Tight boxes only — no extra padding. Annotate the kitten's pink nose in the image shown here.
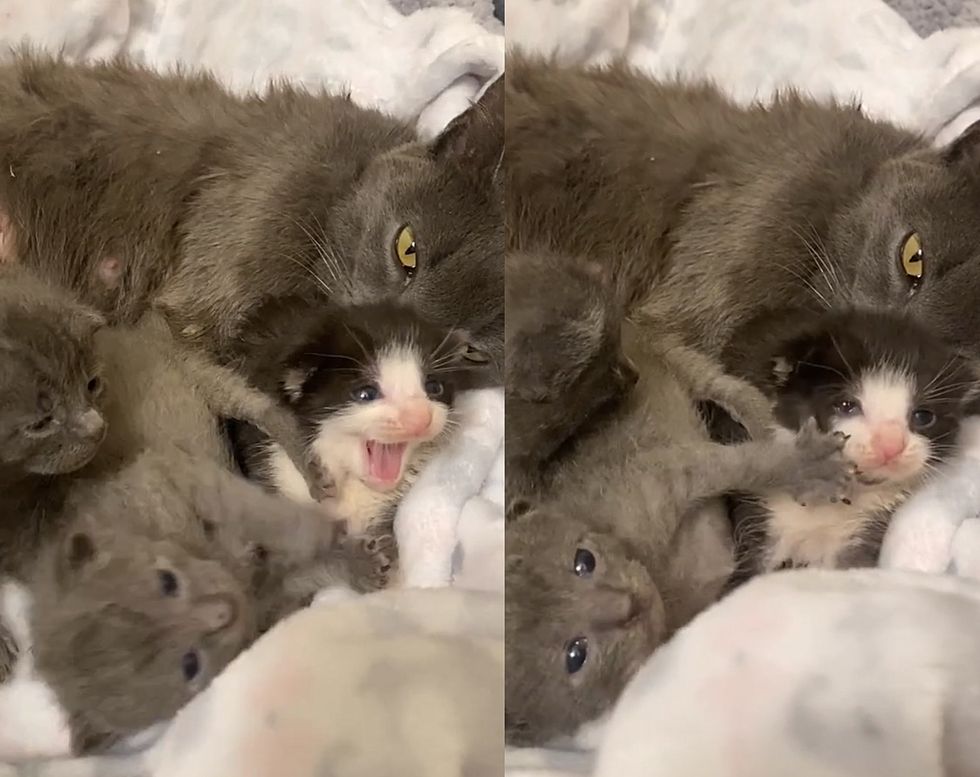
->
[398,401,433,437]
[871,423,907,465]
[196,595,238,633]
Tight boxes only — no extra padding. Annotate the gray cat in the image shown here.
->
[0,50,503,376]
[506,54,980,359]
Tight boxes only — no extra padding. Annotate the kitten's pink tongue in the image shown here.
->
[365,441,407,487]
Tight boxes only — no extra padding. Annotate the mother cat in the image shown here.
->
[506,53,980,359]
[0,50,503,373]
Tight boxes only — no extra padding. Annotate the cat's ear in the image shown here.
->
[280,363,317,404]
[429,74,504,190]
[944,119,980,166]
[771,355,795,385]
[55,528,102,588]
[67,305,107,340]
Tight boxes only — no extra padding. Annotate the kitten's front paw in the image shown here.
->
[787,420,855,506]
[345,533,397,593]
[304,451,337,502]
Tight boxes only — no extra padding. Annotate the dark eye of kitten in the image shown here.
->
[565,636,588,674]
[352,384,381,403]
[181,650,201,682]
[87,376,102,395]
[573,548,596,577]
[424,378,444,398]
[899,231,924,292]
[158,570,179,596]
[911,408,936,430]
[833,399,861,416]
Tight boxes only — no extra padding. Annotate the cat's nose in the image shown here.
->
[196,594,238,633]
[397,401,433,437]
[76,408,106,440]
[593,587,644,629]
[871,422,907,464]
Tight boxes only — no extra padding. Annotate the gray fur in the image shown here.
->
[0,50,503,378]
[506,55,980,360]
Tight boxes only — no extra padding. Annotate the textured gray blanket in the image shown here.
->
[884,0,980,35]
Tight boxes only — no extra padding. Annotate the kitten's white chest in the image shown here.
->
[763,487,907,570]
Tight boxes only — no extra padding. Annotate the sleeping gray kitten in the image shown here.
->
[0,51,503,376]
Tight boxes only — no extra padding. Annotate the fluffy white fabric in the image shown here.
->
[0,1,503,773]
[593,569,980,777]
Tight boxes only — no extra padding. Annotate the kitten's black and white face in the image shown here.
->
[769,309,980,489]
[322,79,503,379]
[505,506,664,746]
[33,526,254,736]
[835,125,980,354]
[278,303,473,493]
[0,298,107,476]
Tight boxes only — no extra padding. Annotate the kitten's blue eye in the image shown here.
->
[352,385,380,403]
[564,637,588,674]
[911,408,936,429]
[833,399,861,416]
[573,548,595,577]
[181,650,200,682]
[158,570,179,597]
[424,378,444,398]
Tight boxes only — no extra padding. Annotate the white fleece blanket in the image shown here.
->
[0,0,503,772]
[506,0,980,774]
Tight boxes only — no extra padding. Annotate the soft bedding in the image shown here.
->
[506,0,980,774]
[0,0,503,773]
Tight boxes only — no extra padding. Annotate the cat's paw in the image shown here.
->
[786,419,855,506]
[304,450,337,503]
[345,533,397,593]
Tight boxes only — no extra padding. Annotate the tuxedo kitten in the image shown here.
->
[0,52,502,376]
[728,308,980,584]
[231,301,476,571]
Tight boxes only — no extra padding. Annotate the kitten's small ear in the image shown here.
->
[281,365,316,404]
[944,119,980,166]
[771,355,795,385]
[68,306,107,339]
[430,74,504,189]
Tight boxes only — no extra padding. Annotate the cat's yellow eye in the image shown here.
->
[900,231,924,284]
[394,225,417,273]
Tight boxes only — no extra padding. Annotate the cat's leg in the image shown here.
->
[176,348,334,501]
[639,419,853,514]
[658,335,775,441]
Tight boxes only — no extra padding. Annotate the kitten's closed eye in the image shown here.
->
[24,415,54,435]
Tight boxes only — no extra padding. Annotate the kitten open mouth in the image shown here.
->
[364,441,407,490]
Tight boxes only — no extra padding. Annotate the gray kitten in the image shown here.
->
[506,54,980,360]
[0,50,503,377]
[29,450,358,754]
[505,316,850,745]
